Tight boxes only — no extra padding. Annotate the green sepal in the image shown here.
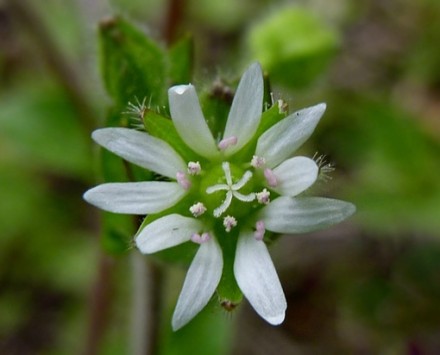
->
[215,228,243,305]
[99,17,167,109]
[143,110,200,162]
[168,34,194,85]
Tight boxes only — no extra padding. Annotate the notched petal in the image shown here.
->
[135,214,202,253]
[172,238,223,330]
[256,103,326,168]
[92,128,186,178]
[83,181,186,214]
[272,156,319,196]
[223,62,264,155]
[262,196,356,234]
[168,85,219,158]
[234,230,286,325]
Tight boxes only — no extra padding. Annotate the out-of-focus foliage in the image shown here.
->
[1,0,440,354]
[99,17,167,109]
[248,7,340,89]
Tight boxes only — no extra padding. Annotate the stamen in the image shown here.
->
[277,99,288,114]
[232,171,253,190]
[232,191,256,202]
[191,232,211,244]
[206,161,257,217]
[254,220,266,241]
[256,188,270,204]
[223,215,237,232]
[213,191,233,218]
[187,161,201,175]
[176,171,191,190]
[206,184,229,194]
[264,168,278,187]
[251,155,266,168]
[222,162,233,185]
[218,136,238,151]
[189,202,207,217]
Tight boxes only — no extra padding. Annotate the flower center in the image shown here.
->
[206,162,255,217]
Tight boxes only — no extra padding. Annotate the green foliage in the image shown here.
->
[99,17,167,109]
[248,7,340,89]
[321,96,440,234]
[3,0,440,353]
[0,82,91,178]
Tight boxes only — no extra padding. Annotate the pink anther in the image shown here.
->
[218,136,238,151]
[176,171,191,190]
[264,168,278,187]
[254,220,266,241]
[191,232,211,244]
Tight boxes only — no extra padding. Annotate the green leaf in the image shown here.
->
[99,17,167,109]
[168,34,194,85]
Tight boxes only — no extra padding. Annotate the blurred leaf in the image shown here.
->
[248,7,340,89]
[99,17,167,109]
[168,34,193,85]
[189,0,258,32]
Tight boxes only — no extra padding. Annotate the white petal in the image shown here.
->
[223,63,264,154]
[261,196,356,234]
[255,103,326,168]
[172,238,223,330]
[272,156,319,196]
[92,128,186,178]
[168,85,219,158]
[83,182,186,214]
[135,214,202,254]
[234,230,286,325]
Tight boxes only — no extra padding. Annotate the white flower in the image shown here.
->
[84,63,355,330]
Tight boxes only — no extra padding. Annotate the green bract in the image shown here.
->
[84,63,356,330]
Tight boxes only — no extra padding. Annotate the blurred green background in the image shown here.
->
[1,0,440,354]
